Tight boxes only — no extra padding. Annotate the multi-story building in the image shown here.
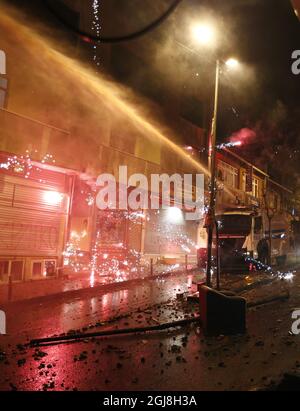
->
[213,148,296,267]
[0,1,297,283]
[216,148,293,217]
[0,0,212,282]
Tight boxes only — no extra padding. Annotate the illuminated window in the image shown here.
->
[253,178,259,198]
[45,260,56,276]
[218,161,238,189]
[32,260,57,278]
[241,171,246,191]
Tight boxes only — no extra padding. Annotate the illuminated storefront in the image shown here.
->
[0,152,73,283]
[143,208,198,264]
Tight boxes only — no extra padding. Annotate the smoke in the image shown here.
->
[229,128,256,144]
[0,2,211,181]
[227,98,300,188]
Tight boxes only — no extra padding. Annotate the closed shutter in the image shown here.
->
[0,174,68,257]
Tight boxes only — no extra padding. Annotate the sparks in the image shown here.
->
[91,0,101,69]
[217,141,242,149]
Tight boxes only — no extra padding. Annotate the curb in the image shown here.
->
[0,268,201,308]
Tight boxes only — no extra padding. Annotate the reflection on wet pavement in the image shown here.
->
[1,270,300,391]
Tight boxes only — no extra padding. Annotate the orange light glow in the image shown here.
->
[43,191,63,205]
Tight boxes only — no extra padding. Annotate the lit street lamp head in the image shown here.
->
[225,58,240,70]
[191,23,216,46]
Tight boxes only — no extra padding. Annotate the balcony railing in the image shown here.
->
[217,185,261,210]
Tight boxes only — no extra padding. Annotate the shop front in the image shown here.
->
[143,207,198,265]
[0,152,72,283]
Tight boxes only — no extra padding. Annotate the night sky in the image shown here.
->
[210,0,300,124]
[212,0,300,104]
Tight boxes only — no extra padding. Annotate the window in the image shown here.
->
[253,178,259,198]
[0,261,9,281]
[45,260,56,276]
[0,260,25,282]
[217,161,238,189]
[32,262,43,277]
[10,261,24,282]
[32,260,57,277]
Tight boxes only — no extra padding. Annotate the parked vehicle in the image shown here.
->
[197,207,295,272]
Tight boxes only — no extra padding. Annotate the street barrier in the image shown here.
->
[198,284,246,336]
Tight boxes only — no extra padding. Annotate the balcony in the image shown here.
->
[217,185,261,211]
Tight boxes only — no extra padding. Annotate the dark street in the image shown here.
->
[1,270,300,391]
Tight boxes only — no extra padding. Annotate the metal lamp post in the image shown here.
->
[205,57,240,286]
[206,59,220,287]
[185,23,240,286]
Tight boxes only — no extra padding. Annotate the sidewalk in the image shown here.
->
[1,262,296,306]
[0,264,201,305]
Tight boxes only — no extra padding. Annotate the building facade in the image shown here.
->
[0,1,298,283]
[0,1,209,282]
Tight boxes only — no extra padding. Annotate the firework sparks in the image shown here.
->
[217,141,242,150]
[91,0,101,69]
[0,150,56,181]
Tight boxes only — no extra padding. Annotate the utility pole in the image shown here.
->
[206,59,220,287]
[263,190,276,266]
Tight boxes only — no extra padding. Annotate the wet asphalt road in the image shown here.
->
[0,271,300,391]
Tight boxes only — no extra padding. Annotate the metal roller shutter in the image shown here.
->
[0,174,68,257]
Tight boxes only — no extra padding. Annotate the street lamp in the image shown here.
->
[191,22,240,286]
[225,58,240,69]
[191,23,216,46]
[206,57,240,286]
[180,23,240,286]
